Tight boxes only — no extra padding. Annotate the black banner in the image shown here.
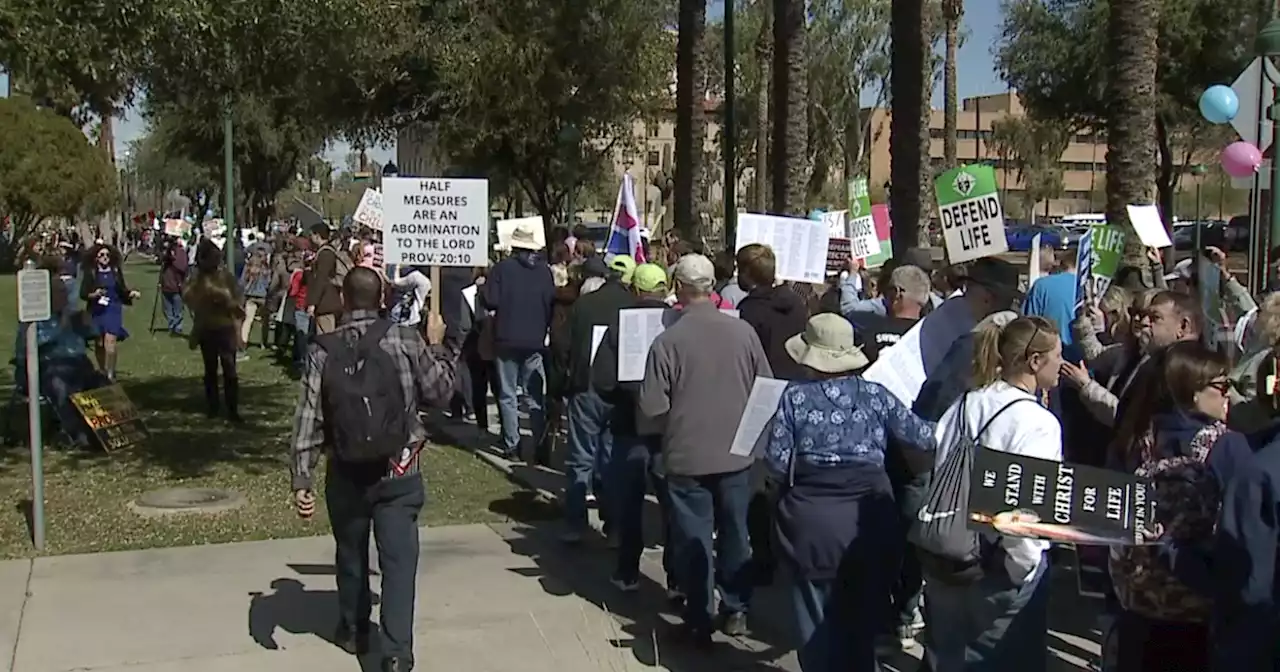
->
[826,238,851,274]
[70,384,151,452]
[967,447,1158,545]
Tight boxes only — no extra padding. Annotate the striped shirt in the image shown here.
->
[289,309,459,490]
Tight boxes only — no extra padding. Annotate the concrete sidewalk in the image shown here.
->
[0,523,801,672]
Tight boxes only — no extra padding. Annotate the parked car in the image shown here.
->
[1224,215,1251,251]
[1173,220,1224,251]
[1005,224,1069,251]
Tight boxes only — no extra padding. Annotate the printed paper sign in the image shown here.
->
[968,448,1159,546]
[862,318,928,407]
[822,210,849,238]
[1125,204,1172,248]
[617,308,672,382]
[1074,229,1094,309]
[382,177,490,267]
[935,165,1008,264]
[826,238,852,274]
[735,213,829,284]
[729,377,789,457]
[353,188,384,231]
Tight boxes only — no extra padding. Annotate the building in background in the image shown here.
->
[864,91,1110,218]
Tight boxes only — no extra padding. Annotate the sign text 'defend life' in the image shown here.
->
[935,165,1008,264]
[382,177,489,267]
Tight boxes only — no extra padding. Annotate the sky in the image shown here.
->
[7,2,1005,170]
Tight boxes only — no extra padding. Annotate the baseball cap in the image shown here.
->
[632,263,668,293]
[608,254,637,284]
[582,255,609,278]
[672,253,716,292]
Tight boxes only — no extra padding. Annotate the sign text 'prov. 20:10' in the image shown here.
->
[382,177,490,267]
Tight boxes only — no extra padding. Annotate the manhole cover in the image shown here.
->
[130,488,246,517]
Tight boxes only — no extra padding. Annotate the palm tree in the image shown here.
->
[753,0,772,212]
[942,0,962,169]
[771,0,808,215]
[889,0,926,249]
[1105,0,1160,262]
[675,0,708,239]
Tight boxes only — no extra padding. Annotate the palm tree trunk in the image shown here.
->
[771,0,808,215]
[753,1,771,212]
[890,0,926,251]
[1105,0,1160,263]
[942,0,962,169]
[675,0,709,239]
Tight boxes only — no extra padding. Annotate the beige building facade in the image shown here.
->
[865,91,1109,217]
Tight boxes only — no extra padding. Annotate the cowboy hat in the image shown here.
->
[785,313,869,374]
[509,223,542,251]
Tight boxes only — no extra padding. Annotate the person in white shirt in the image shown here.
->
[389,266,432,328]
[921,315,1063,672]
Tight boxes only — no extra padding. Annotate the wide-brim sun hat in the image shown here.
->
[509,224,542,251]
[785,313,869,374]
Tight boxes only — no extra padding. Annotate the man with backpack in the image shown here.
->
[305,223,351,334]
[290,267,457,672]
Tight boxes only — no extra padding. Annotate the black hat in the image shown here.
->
[582,255,609,278]
[963,257,1022,300]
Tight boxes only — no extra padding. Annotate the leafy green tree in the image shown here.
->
[127,119,219,222]
[987,116,1071,219]
[420,0,674,229]
[996,0,1257,257]
[0,97,117,268]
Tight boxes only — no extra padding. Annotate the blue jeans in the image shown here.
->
[293,310,312,367]
[162,291,184,333]
[564,390,614,530]
[922,554,1051,672]
[666,468,754,632]
[494,348,546,455]
[609,435,676,584]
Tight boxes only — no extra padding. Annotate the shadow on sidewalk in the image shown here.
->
[247,577,382,671]
[494,521,793,671]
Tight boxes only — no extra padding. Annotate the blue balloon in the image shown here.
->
[808,209,825,221]
[1199,85,1239,124]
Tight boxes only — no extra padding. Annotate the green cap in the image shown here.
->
[608,254,636,284]
[632,263,668,293]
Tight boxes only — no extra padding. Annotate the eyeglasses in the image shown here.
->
[1206,379,1232,395]
[1022,324,1044,364]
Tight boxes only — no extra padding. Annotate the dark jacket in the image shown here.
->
[305,244,343,316]
[437,266,474,347]
[547,283,579,397]
[80,266,133,305]
[160,244,188,294]
[592,296,670,437]
[481,250,556,353]
[560,279,634,396]
[737,284,809,381]
[1214,422,1278,672]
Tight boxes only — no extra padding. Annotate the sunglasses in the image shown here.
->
[1205,379,1232,395]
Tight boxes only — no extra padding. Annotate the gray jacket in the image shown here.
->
[639,301,773,476]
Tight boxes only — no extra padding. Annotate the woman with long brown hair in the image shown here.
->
[1104,340,1254,671]
[184,240,246,422]
[919,316,1063,672]
[80,243,140,381]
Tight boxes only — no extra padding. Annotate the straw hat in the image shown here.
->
[785,314,869,374]
[510,223,541,251]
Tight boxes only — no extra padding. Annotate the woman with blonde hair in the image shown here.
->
[917,316,1063,672]
[184,239,246,422]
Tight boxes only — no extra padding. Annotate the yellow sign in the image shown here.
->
[70,385,150,451]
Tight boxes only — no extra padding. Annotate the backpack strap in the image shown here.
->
[972,396,1038,443]
[354,319,394,355]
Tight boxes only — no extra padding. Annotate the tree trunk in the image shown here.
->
[942,0,962,169]
[890,0,926,252]
[1105,0,1160,264]
[675,0,709,239]
[1155,115,1176,273]
[771,0,808,215]
[916,2,938,245]
[753,2,772,212]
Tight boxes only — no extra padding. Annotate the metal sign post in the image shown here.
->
[17,260,51,550]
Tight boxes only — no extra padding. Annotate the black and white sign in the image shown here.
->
[382,177,489,267]
[17,268,51,323]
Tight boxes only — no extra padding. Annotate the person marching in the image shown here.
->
[184,240,247,422]
[81,243,140,381]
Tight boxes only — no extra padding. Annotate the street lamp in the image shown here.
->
[559,125,582,227]
[1190,163,1208,253]
[1257,17,1280,273]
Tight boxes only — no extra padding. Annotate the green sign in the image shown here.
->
[848,178,893,268]
[935,164,1007,264]
[1090,225,1125,279]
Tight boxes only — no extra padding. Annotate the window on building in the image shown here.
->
[647,150,660,166]
[929,128,945,139]
[648,125,659,138]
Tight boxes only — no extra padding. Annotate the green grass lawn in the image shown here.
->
[0,258,548,559]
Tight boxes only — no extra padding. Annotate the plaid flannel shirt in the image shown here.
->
[290,309,459,490]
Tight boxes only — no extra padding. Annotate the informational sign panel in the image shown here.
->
[382,177,490,266]
[968,447,1158,546]
[353,188,384,231]
[17,268,51,323]
[735,213,829,284]
[70,385,151,452]
[935,165,1008,264]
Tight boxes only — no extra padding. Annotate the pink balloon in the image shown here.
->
[1221,141,1263,178]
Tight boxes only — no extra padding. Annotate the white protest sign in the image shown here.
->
[735,213,829,284]
[618,307,671,382]
[1125,204,1173,248]
[822,210,850,238]
[729,377,789,457]
[935,165,1008,264]
[462,284,478,314]
[496,216,547,251]
[1028,233,1043,286]
[848,213,881,259]
[353,188,384,231]
[17,268,52,323]
[590,325,608,365]
[383,177,490,266]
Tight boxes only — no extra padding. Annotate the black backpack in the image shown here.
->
[316,320,412,463]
